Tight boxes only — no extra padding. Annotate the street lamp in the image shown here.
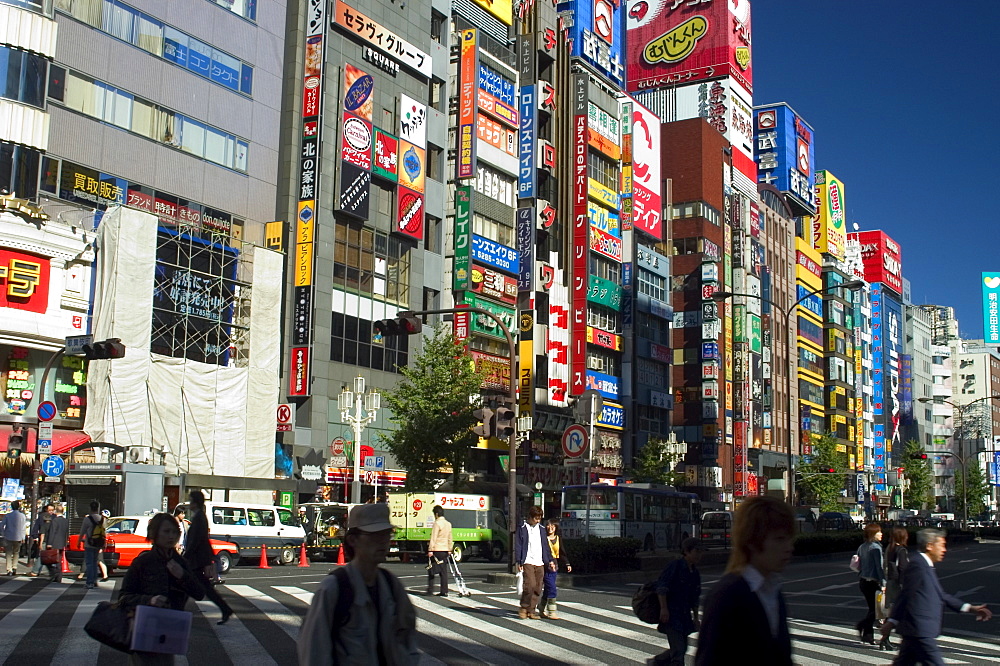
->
[338,376,382,503]
[918,394,1000,526]
[713,279,864,506]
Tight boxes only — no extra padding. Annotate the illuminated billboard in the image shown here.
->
[754,102,816,215]
[812,170,847,260]
[559,0,625,87]
[626,0,752,93]
[847,230,902,296]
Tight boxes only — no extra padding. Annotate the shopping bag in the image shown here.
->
[84,601,134,653]
[129,605,193,655]
[875,589,887,621]
[849,554,860,572]
[515,570,523,595]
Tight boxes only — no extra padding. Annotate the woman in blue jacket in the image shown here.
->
[854,523,885,644]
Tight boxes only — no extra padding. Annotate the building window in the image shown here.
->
[0,142,40,199]
[205,0,257,21]
[0,46,48,109]
[637,405,663,435]
[587,305,619,333]
[472,212,514,248]
[332,225,410,306]
[672,201,720,225]
[587,150,617,190]
[428,145,444,181]
[586,349,617,376]
[589,255,620,283]
[424,214,442,254]
[637,269,665,301]
[331,312,409,372]
[55,0,253,95]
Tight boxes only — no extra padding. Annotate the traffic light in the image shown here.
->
[373,312,422,338]
[6,426,24,459]
[494,405,515,439]
[82,338,126,360]
[472,407,494,438]
[909,451,929,460]
[823,467,835,474]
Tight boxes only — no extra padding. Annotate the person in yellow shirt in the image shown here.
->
[427,506,453,597]
[539,518,571,619]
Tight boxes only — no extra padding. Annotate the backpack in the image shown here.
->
[329,567,395,631]
[88,516,106,548]
[632,580,660,624]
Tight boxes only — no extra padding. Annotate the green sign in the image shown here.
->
[278,491,294,511]
[750,314,762,353]
[733,304,746,342]
[372,128,398,182]
[462,294,515,339]
[588,275,622,310]
[453,186,472,291]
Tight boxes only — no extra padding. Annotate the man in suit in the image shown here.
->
[45,505,69,583]
[881,528,991,665]
[695,496,795,666]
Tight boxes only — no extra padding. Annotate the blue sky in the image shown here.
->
[751,2,1000,339]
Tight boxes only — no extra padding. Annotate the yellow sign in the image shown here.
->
[297,201,314,244]
[812,170,847,260]
[471,0,512,26]
[518,339,533,414]
[295,242,313,287]
[588,178,619,208]
[265,221,284,253]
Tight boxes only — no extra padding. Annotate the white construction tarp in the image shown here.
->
[84,207,282,479]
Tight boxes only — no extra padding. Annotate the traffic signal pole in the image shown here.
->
[397,307,519,571]
[29,346,66,544]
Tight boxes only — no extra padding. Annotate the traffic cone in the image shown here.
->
[61,550,71,574]
[336,544,345,565]
[258,544,271,569]
[297,543,309,568]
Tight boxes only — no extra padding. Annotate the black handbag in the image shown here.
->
[84,601,134,653]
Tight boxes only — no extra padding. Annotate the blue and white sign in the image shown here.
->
[42,455,65,478]
[596,402,624,430]
[518,84,536,198]
[471,234,519,275]
[983,272,1000,344]
[557,0,624,86]
[478,64,515,106]
[363,456,385,471]
[754,103,816,213]
[585,370,619,399]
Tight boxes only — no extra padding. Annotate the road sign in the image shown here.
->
[39,423,53,439]
[41,455,65,477]
[276,403,294,432]
[562,424,589,458]
[330,437,346,456]
[38,439,52,455]
[37,401,57,422]
[363,455,385,471]
[65,335,94,355]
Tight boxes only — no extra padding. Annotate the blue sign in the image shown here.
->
[37,401,57,422]
[702,342,719,361]
[363,456,385,471]
[983,272,1000,344]
[478,64,515,106]
[557,0,624,86]
[754,103,816,213]
[41,456,65,477]
[596,402,625,430]
[471,234,519,275]
[993,452,1000,487]
[585,370,619,399]
[796,286,823,317]
[518,84,536,198]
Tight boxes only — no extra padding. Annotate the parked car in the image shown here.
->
[700,511,733,547]
[67,515,240,573]
[173,501,306,565]
[816,512,859,532]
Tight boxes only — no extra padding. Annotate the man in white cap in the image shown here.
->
[298,502,418,665]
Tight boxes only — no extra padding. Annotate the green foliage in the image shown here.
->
[902,440,934,510]
[381,326,485,492]
[955,462,989,519]
[562,537,642,574]
[629,438,683,486]
[793,532,865,556]
[796,433,847,512]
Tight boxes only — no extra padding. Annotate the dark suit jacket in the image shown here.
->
[46,515,69,550]
[513,522,552,566]
[183,509,215,570]
[695,572,793,666]
[889,553,965,638]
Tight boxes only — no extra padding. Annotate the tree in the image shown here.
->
[381,326,486,492]
[902,439,934,510]
[955,460,989,519]
[629,437,684,486]
[796,433,846,512]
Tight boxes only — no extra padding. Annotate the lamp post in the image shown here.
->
[918,394,1000,526]
[713,280,864,506]
[338,376,381,504]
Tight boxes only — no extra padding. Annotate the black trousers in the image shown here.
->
[893,635,944,666]
[858,578,879,636]
[428,551,449,594]
[198,571,233,616]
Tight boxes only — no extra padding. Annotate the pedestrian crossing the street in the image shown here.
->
[2,576,1000,665]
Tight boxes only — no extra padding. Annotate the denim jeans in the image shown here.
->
[84,546,99,586]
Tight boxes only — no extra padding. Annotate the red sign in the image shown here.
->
[412,498,424,511]
[396,187,424,240]
[470,350,511,392]
[477,114,516,156]
[571,111,589,397]
[847,230,902,296]
[288,347,310,396]
[470,264,517,304]
[331,438,346,455]
[0,248,50,314]
[341,113,373,170]
[453,305,470,343]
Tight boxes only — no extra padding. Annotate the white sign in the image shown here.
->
[276,403,294,432]
[363,456,385,471]
[39,423,53,439]
[65,335,94,355]
[330,455,348,467]
[301,464,323,481]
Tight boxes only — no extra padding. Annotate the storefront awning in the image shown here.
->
[0,424,91,455]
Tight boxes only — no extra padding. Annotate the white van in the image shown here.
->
[176,502,306,565]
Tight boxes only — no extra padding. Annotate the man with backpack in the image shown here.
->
[649,538,704,665]
[78,501,105,589]
[298,502,418,665]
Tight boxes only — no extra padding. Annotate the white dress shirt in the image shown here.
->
[743,564,782,637]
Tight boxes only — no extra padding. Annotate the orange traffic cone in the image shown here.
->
[336,544,345,565]
[258,544,271,569]
[61,550,71,574]
[297,543,309,568]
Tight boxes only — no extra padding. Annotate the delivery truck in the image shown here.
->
[388,492,508,562]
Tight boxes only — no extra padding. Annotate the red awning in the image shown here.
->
[0,424,91,455]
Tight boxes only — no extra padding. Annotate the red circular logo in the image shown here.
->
[479,497,486,508]
[331,438,345,455]
[413,499,423,511]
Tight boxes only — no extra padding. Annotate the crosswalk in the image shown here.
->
[2,576,1000,664]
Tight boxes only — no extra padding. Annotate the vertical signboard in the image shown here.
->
[453,186,473,291]
[754,104,816,214]
[619,98,633,231]
[457,29,478,180]
[984,272,1000,344]
[516,207,534,292]
[571,72,589,397]
[517,33,536,199]
[847,230,902,296]
[563,0,624,87]
[290,0,327,397]
[813,170,847,260]
[630,97,662,240]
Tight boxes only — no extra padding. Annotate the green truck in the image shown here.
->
[388,492,508,562]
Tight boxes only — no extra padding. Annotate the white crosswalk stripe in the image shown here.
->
[272,585,314,605]
[224,584,302,640]
[51,585,115,666]
[416,616,530,666]
[0,581,72,663]
[195,597,279,665]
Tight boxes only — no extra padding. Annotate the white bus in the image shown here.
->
[560,483,701,551]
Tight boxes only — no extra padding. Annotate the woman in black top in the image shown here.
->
[885,527,910,608]
[119,513,205,664]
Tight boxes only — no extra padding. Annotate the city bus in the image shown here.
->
[560,483,701,551]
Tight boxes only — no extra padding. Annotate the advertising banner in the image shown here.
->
[626,0,752,93]
[590,224,623,262]
[872,285,884,416]
[518,84,536,199]
[0,248,50,314]
[457,29,478,179]
[341,112,373,170]
[669,77,754,162]
[399,94,427,148]
[571,72,590,397]
[630,98,662,239]
[453,187,473,291]
[754,103,816,214]
[813,170,847,260]
[586,370,620,399]
[516,207,534,292]
[588,102,620,159]
[472,263,519,304]
[588,275,622,310]
[984,272,1000,344]
[471,350,512,392]
[372,129,398,181]
[562,0,624,86]
[338,161,371,219]
[462,294,516,340]
[396,186,424,240]
[848,230,902,296]
[471,0,512,25]
[343,64,374,121]
[397,141,425,193]
[331,0,432,78]
[472,235,519,275]
[478,114,516,156]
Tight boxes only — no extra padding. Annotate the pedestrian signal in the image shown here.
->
[6,426,24,458]
[82,338,126,360]
[373,312,422,337]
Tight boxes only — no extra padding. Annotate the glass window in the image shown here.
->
[0,46,48,109]
[132,96,157,138]
[204,126,233,167]
[563,487,617,510]
[162,26,189,67]
[135,13,164,56]
[178,115,206,157]
[211,48,241,90]
[103,1,135,43]
[63,70,98,116]
[212,0,256,21]
[1,142,41,199]
[214,507,246,525]
[186,38,212,78]
[105,518,140,534]
[246,508,275,527]
[277,508,293,526]
[56,0,102,28]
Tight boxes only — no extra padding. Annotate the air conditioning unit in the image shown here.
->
[128,446,151,463]
[587,357,605,371]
